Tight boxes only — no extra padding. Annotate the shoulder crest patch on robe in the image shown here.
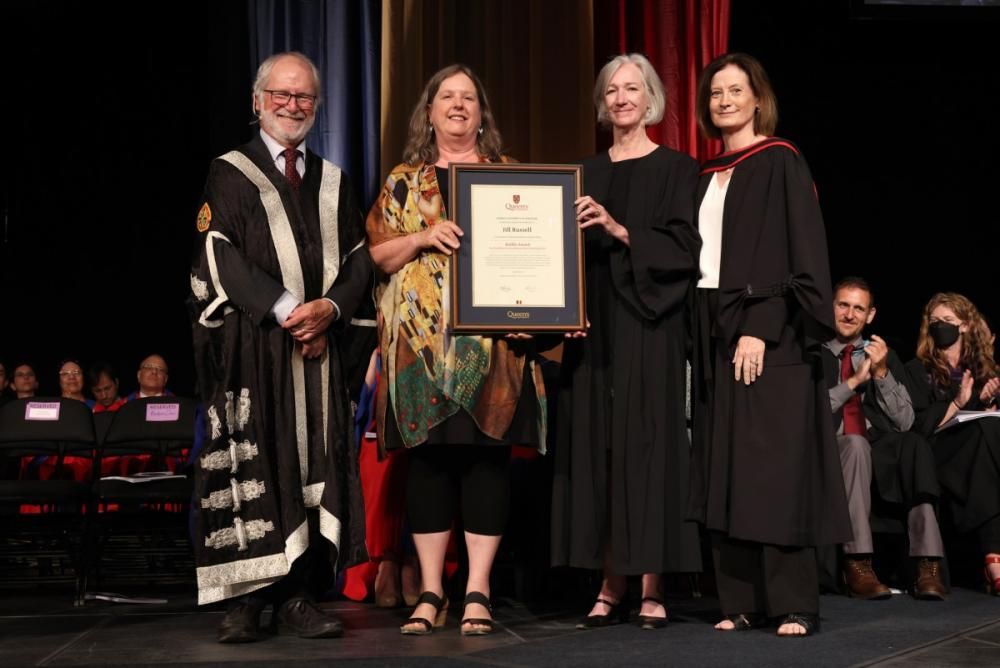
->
[197,203,212,232]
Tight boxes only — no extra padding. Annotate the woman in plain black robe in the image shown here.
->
[902,292,1000,593]
[687,53,851,637]
[551,53,702,630]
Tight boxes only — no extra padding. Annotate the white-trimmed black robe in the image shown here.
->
[189,135,370,605]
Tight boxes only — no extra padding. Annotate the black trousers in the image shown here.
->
[712,532,818,617]
[406,444,511,536]
[239,509,333,609]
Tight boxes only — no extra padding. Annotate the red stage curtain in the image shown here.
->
[593,0,730,161]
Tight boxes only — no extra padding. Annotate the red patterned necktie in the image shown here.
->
[840,344,866,435]
[283,148,301,192]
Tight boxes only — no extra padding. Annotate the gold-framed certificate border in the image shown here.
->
[449,162,585,333]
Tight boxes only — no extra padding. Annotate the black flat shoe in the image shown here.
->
[717,612,766,631]
[577,596,628,629]
[637,596,668,630]
[777,612,819,637]
[460,591,494,636]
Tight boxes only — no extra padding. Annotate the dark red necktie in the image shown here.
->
[840,344,866,435]
[283,148,301,192]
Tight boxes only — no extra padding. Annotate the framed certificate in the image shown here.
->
[449,162,585,333]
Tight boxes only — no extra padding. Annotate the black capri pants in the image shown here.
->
[406,444,511,536]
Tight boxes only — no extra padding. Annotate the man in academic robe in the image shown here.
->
[189,51,371,643]
[823,277,945,600]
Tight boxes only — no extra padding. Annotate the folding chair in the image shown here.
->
[87,396,197,591]
[0,398,97,604]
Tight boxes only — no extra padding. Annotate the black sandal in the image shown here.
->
[460,591,494,636]
[400,591,448,635]
[717,612,766,631]
[637,596,668,630]
[577,596,628,629]
[777,612,819,637]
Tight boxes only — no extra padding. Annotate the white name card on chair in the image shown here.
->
[146,403,180,422]
[25,401,61,421]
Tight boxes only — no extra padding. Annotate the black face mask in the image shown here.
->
[929,321,960,348]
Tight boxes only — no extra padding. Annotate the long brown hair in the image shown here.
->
[402,64,504,166]
[696,52,778,140]
[916,292,997,389]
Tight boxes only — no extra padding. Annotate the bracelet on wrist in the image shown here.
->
[952,399,962,411]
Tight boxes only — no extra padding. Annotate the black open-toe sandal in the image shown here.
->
[400,591,448,635]
[777,612,819,637]
[577,596,629,629]
[717,612,766,631]
[637,597,668,630]
[460,591,494,636]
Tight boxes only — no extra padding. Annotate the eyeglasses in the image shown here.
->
[140,365,168,374]
[264,89,318,110]
[59,370,82,378]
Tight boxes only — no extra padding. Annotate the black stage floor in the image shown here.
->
[2,588,1000,667]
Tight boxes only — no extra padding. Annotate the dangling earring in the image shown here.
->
[478,126,484,135]
[429,124,434,134]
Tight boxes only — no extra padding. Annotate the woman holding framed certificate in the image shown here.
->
[366,64,547,637]
[550,53,703,631]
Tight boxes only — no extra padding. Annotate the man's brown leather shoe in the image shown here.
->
[217,599,267,643]
[844,556,892,600]
[276,597,344,638]
[913,557,947,600]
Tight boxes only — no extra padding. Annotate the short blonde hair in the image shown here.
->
[593,53,666,128]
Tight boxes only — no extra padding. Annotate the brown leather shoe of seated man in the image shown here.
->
[913,557,947,600]
[844,556,892,600]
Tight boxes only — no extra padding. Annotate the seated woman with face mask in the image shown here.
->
[903,292,1000,595]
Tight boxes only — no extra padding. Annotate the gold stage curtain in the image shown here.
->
[379,0,596,185]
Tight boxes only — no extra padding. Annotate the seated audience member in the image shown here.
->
[89,362,127,476]
[340,350,421,608]
[118,354,183,475]
[0,362,14,478]
[10,363,38,399]
[127,354,172,399]
[46,359,94,480]
[824,278,945,600]
[89,361,126,412]
[903,292,1000,594]
[58,359,93,407]
[0,361,11,405]
[22,360,93,482]
[9,363,39,480]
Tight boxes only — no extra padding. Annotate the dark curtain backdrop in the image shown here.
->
[379,0,596,182]
[3,2,996,400]
[0,2,251,398]
[250,0,382,206]
[729,3,1000,357]
[593,0,729,160]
